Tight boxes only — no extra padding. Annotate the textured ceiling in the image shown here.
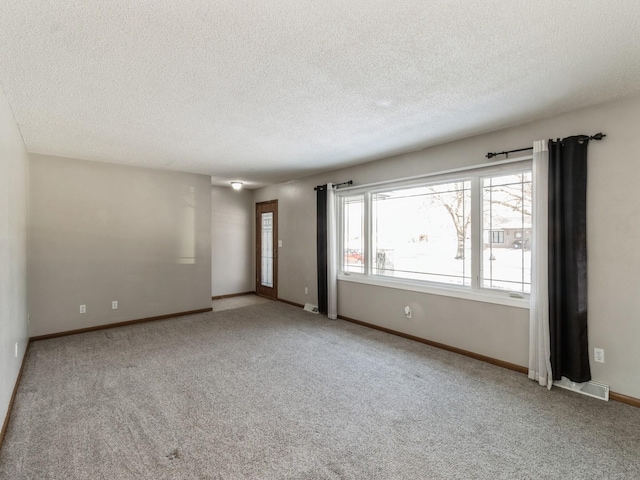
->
[1,1,640,187]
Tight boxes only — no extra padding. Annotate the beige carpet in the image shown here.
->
[211,294,272,312]
[1,301,639,479]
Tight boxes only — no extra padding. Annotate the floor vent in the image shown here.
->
[303,303,319,314]
[554,377,609,401]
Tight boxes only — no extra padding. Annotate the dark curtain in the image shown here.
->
[316,185,328,314]
[548,136,591,382]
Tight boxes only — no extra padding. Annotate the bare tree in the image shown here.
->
[423,174,532,259]
[487,173,532,217]
[424,183,470,259]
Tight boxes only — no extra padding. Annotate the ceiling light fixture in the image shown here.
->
[231,182,243,190]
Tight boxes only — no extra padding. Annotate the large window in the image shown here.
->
[482,172,532,293]
[371,181,471,285]
[343,195,364,273]
[338,162,532,303]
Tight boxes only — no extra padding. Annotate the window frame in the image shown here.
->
[336,157,532,309]
[341,194,366,274]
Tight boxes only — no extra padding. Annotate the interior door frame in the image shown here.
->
[256,200,278,299]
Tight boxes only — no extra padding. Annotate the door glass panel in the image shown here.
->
[261,212,273,287]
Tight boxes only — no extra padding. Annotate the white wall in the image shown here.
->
[29,154,212,337]
[211,186,254,296]
[0,88,29,432]
[255,94,640,399]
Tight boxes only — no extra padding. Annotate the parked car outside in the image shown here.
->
[344,249,363,264]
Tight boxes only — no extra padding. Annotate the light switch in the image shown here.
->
[278,240,283,248]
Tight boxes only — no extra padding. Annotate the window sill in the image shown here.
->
[337,273,530,309]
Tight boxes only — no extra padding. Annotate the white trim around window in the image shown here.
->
[337,272,529,308]
[336,155,533,309]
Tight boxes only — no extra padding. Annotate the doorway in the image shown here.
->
[256,200,278,299]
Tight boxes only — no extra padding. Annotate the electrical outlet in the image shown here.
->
[112,300,118,310]
[305,287,308,295]
[15,342,18,358]
[80,304,86,314]
[594,348,605,363]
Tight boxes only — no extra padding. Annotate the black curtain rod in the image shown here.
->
[486,146,532,159]
[314,180,353,191]
[486,133,606,159]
